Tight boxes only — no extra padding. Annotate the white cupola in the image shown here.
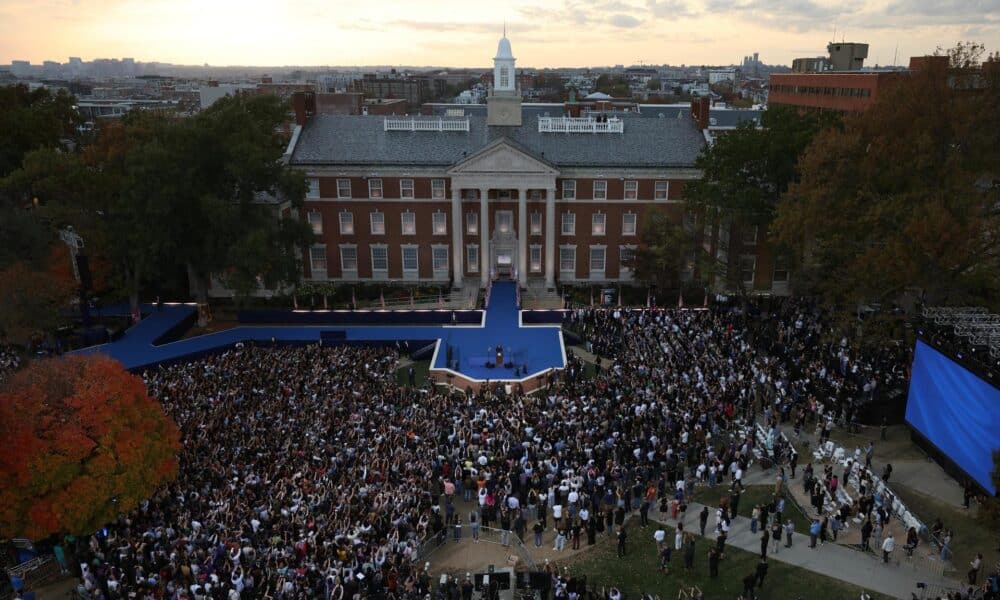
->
[487,30,522,126]
[493,33,516,93]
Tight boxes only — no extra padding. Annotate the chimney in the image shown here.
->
[291,91,316,126]
[691,96,710,130]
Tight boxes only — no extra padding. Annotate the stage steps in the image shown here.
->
[522,286,564,310]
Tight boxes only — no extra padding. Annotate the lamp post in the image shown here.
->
[59,226,91,326]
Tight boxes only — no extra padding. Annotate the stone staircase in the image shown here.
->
[522,285,564,310]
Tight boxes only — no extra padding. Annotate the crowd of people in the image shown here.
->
[0,344,21,385]
[59,299,987,600]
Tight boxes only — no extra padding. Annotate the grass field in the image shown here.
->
[558,519,891,600]
[891,483,998,579]
[692,484,813,537]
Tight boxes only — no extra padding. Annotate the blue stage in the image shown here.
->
[71,282,566,382]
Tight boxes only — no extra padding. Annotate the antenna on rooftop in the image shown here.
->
[504,20,507,37]
[893,43,899,67]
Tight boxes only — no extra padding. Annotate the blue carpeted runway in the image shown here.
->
[71,282,565,381]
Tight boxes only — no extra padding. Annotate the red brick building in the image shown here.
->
[284,35,707,292]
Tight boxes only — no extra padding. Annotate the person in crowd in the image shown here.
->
[882,532,895,563]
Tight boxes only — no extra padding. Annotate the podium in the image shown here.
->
[495,345,504,366]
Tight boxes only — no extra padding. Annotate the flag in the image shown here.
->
[438,289,443,308]
[589,287,594,307]
[293,294,298,309]
[678,289,684,309]
[380,289,385,308]
[410,289,415,307]
[646,289,650,308]
[351,287,356,308]
[617,286,622,307]
[703,288,709,307]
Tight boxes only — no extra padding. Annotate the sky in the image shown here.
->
[1,0,998,68]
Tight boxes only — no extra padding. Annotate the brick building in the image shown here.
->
[284,35,712,293]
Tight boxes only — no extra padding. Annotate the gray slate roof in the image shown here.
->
[290,112,706,169]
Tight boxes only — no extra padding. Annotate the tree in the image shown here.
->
[0,245,76,346]
[0,85,80,179]
[935,41,986,68]
[627,211,703,291]
[0,356,180,539]
[977,451,1000,529]
[773,48,1000,326]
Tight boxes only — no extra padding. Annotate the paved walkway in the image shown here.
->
[649,500,960,599]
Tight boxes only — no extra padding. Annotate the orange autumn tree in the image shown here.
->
[0,355,181,539]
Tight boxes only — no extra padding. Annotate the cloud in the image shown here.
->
[383,20,540,34]
[647,0,696,18]
[883,0,999,24]
[705,0,862,32]
[610,13,643,27]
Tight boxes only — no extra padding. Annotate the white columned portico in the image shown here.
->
[545,187,556,289]
[450,188,463,287]
[517,187,527,287]
[479,187,490,286]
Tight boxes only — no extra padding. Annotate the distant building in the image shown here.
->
[827,42,869,71]
[351,74,431,106]
[708,70,737,85]
[791,57,830,73]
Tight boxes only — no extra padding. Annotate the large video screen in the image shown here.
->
[905,340,1000,495]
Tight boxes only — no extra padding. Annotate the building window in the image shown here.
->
[464,189,479,200]
[559,246,576,274]
[370,212,385,235]
[339,211,354,235]
[371,245,388,275]
[530,245,542,272]
[467,244,479,273]
[592,213,606,236]
[401,245,418,274]
[466,212,478,235]
[336,179,351,199]
[562,180,576,200]
[739,255,756,285]
[432,246,449,273]
[529,190,542,200]
[432,179,446,200]
[340,245,357,273]
[561,212,576,236]
[590,246,606,275]
[624,180,638,200]
[307,212,323,235]
[499,66,510,88]
[400,179,414,200]
[622,212,637,236]
[620,245,636,271]
[773,254,789,283]
[432,212,447,235]
[593,180,607,200]
[530,212,542,236]
[401,212,416,235]
[742,225,758,246]
[496,210,512,234]
[307,178,320,199]
[654,180,669,200]
[368,178,383,199]
[309,245,327,275]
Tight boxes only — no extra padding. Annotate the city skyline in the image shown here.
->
[1,0,998,69]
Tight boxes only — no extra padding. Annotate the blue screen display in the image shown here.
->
[905,340,1000,495]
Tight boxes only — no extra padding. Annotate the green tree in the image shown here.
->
[0,85,80,179]
[773,50,1000,325]
[627,211,704,291]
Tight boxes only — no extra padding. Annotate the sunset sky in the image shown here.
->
[1,0,997,68]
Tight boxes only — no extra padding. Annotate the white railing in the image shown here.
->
[383,118,470,132]
[538,116,624,133]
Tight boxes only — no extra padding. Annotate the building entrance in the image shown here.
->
[491,229,517,280]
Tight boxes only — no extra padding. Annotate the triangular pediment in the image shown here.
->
[447,138,558,176]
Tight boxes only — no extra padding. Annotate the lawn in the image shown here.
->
[692,484,813,536]
[891,482,998,579]
[396,359,431,388]
[558,519,891,600]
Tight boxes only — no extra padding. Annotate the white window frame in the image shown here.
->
[401,211,416,236]
[467,244,479,273]
[589,245,607,278]
[368,178,383,199]
[561,212,576,236]
[466,212,478,235]
[431,179,446,200]
[400,178,415,200]
[338,211,354,235]
[496,210,513,234]
[529,244,542,273]
[530,212,542,236]
[624,180,638,200]
[593,180,607,200]
[432,211,448,236]
[370,211,385,235]
[336,178,352,199]
[340,244,358,275]
[559,245,576,276]
[307,178,320,199]
[739,254,757,286]
[431,245,449,277]
[592,212,606,236]
[401,244,419,278]
[309,244,327,276]
[307,211,323,235]
[562,180,576,200]
[622,212,637,236]
[371,244,388,277]
[654,180,669,201]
